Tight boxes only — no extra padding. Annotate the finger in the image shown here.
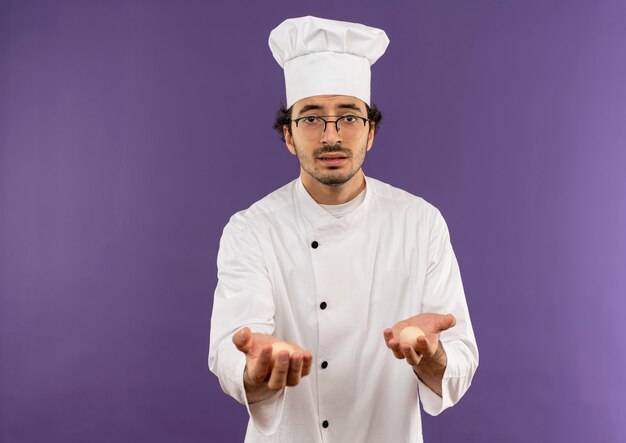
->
[437,313,457,332]
[415,335,430,354]
[387,338,405,360]
[301,352,313,377]
[267,350,290,390]
[286,353,303,386]
[383,328,394,348]
[232,327,252,354]
[401,343,422,366]
[249,345,273,384]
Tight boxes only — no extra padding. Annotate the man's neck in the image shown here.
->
[300,170,366,205]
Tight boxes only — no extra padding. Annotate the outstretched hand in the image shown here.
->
[383,313,456,367]
[233,327,313,404]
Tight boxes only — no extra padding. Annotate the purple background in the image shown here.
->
[1,1,625,442]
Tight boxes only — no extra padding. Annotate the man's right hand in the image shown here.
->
[232,327,313,404]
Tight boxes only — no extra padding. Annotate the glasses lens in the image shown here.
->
[298,117,325,140]
[337,116,364,136]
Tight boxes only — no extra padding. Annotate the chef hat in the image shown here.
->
[268,16,390,107]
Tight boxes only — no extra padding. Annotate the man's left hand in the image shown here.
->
[383,313,456,367]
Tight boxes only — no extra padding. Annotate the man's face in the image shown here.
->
[283,95,375,187]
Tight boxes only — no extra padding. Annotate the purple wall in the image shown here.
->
[1,1,625,442]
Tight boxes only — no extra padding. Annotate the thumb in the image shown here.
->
[232,327,252,354]
[437,313,457,332]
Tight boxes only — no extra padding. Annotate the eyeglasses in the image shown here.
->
[290,115,370,140]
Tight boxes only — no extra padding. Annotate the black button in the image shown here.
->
[320,302,327,310]
[322,420,329,428]
[311,241,319,249]
[321,361,328,369]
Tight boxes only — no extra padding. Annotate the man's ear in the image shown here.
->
[366,122,375,151]
[284,125,296,155]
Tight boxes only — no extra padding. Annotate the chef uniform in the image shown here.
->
[208,16,479,443]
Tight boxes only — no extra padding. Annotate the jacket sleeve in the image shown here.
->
[417,208,479,416]
[208,214,285,435]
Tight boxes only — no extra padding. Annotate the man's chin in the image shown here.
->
[315,173,353,186]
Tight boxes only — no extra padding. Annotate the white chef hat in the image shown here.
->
[268,16,390,108]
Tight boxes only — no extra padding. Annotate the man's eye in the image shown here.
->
[343,115,358,123]
[302,117,319,124]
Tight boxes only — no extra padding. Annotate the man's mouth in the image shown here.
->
[318,154,348,160]
[318,154,348,166]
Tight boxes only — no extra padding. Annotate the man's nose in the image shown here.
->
[321,121,342,144]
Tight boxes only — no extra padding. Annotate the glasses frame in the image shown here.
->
[290,115,370,135]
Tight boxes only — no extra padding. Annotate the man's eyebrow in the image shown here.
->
[337,103,363,112]
[297,104,323,115]
[296,102,365,116]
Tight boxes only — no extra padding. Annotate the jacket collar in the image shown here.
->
[294,174,373,232]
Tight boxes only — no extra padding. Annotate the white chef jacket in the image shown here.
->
[208,176,478,443]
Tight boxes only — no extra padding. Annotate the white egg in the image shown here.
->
[398,326,425,348]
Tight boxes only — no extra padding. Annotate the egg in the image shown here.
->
[398,326,425,349]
